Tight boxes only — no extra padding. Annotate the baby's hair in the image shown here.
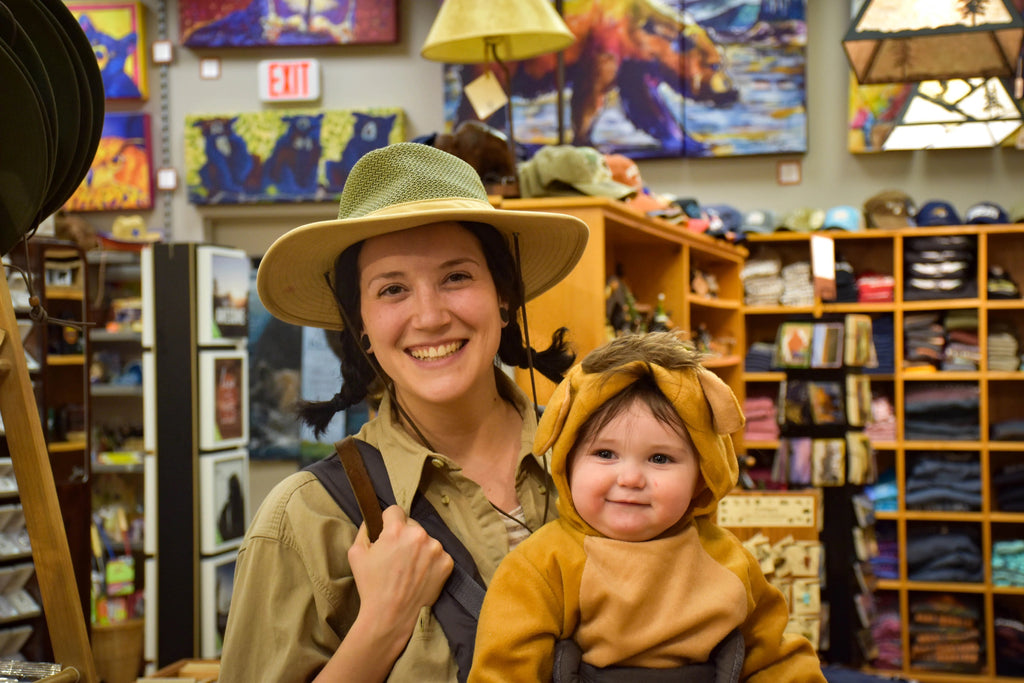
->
[581,331,707,374]
[573,332,705,452]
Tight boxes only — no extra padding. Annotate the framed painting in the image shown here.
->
[65,112,153,211]
[441,0,807,159]
[180,0,397,48]
[196,246,251,345]
[184,108,405,204]
[198,450,250,555]
[198,349,249,451]
[200,550,237,657]
[67,1,148,100]
[247,262,303,460]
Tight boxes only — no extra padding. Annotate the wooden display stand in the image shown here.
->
[0,268,98,680]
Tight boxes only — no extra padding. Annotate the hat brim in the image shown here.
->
[869,214,912,229]
[257,197,589,330]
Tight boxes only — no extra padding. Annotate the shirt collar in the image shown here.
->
[358,369,542,510]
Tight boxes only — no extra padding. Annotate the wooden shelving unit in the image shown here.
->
[741,225,1024,682]
[497,197,747,403]
[4,238,92,662]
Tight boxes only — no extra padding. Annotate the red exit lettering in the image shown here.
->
[268,62,309,98]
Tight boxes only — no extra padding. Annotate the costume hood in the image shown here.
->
[535,357,744,538]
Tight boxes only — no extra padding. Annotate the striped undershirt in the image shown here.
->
[501,504,531,551]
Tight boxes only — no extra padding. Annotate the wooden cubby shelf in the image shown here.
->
[741,224,1024,682]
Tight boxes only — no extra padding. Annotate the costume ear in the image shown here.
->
[534,369,577,455]
[697,369,745,435]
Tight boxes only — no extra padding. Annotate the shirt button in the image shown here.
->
[431,458,445,469]
[441,494,451,505]
[538,484,547,494]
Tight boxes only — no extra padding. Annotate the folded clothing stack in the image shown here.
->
[779,261,814,307]
[742,257,783,306]
[988,323,1021,371]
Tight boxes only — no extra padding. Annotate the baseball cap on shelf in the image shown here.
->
[914,200,962,227]
[672,197,710,233]
[778,207,825,232]
[822,205,865,232]
[964,201,1010,225]
[864,190,916,229]
[740,209,778,235]
[704,204,743,235]
[603,153,672,213]
[518,145,637,200]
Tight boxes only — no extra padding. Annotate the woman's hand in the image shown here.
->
[349,504,454,645]
[316,505,454,683]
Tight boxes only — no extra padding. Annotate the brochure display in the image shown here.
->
[772,314,880,665]
[149,243,251,665]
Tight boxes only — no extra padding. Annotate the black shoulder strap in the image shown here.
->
[304,437,486,683]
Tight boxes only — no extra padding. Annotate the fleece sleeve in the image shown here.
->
[468,526,583,683]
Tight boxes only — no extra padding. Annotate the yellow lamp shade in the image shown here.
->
[421,0,576,64]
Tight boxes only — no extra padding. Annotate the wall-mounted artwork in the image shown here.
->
[65,112,153,212]
[179,0,397,48]
[200,550,236,657]
[442,0,807,159]
[199,450,250,555]
[184,108,405,204]
[67,1,148,100]
[199,350,249,451]
[248,263,303,460]
[197,246,251,345]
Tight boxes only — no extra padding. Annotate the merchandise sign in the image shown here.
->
[257,59,321,102]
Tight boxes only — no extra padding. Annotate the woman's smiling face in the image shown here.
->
[358,221,505,408]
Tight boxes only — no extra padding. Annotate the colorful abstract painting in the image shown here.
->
[67,1,148,100]
[179,0,397,48]
[65,112,153,211]
[442,0,807,159]
[184,108,404,205]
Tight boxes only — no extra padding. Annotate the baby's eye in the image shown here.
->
[650,454,673,465]
[595,449,615,460]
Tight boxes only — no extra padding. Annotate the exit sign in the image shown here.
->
[258,59,321,102]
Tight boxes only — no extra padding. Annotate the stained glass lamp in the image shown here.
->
[843,0,1024,84]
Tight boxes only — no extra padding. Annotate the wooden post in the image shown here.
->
[0,274,97,682]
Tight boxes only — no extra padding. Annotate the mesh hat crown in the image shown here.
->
[257,142,589,330]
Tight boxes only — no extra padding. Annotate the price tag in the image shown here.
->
[464,70,508,121]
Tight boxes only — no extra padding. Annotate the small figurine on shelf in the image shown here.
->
[649,292,673,332]
[693,322,714,354]
[605,273,646,336]
[691,269,720,298]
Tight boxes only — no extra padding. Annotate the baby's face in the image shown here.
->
[568,400,699,541]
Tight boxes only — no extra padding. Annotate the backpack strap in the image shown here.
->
[304,436,486,683]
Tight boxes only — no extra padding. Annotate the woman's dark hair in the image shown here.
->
[297,221,576,435]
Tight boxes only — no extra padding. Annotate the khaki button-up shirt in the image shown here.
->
[219,376,551,682]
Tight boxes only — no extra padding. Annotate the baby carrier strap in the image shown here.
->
[304,436,487,683]
[552,628,745,683]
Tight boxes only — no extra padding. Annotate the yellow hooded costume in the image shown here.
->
[469,336,825,682]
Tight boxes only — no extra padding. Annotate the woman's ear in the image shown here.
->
[498,301,511,327]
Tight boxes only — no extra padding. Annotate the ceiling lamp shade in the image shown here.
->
[844,0,1024,84]
[881,77,1023,150]
[421,0,576,64]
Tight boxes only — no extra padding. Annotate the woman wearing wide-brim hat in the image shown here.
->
[219,142,589,682]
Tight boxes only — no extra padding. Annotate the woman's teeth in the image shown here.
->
[410,341,462,360]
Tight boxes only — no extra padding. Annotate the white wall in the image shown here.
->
[98,0,1021,252]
